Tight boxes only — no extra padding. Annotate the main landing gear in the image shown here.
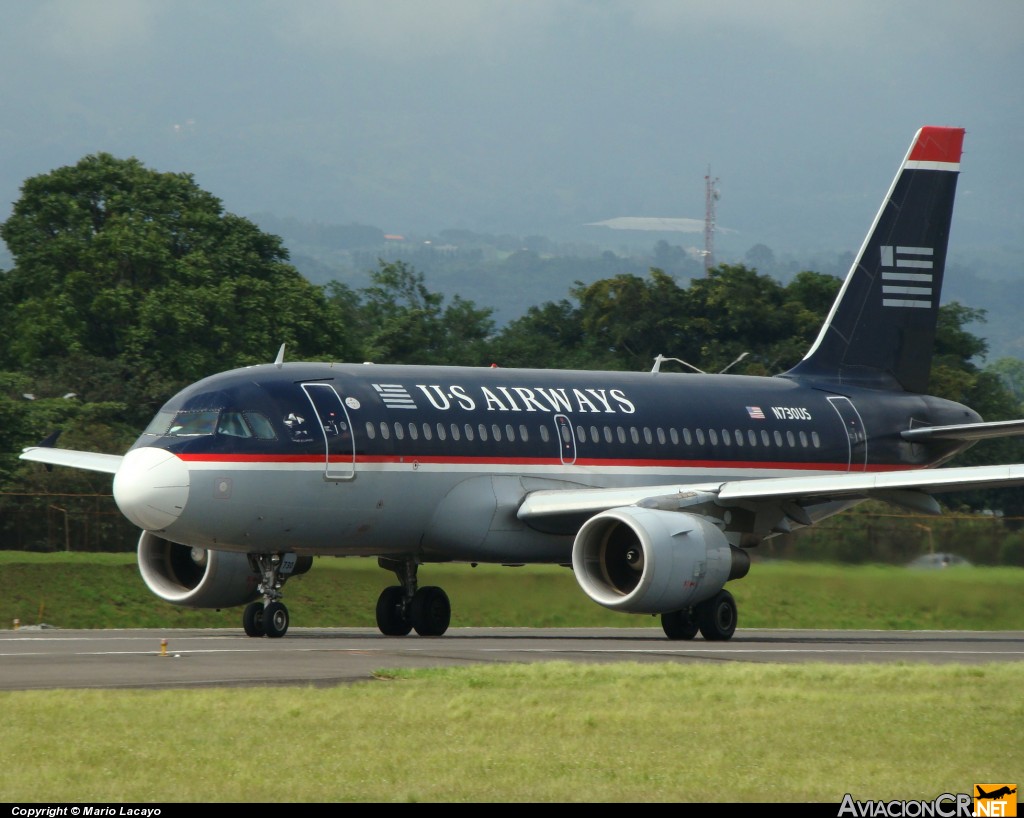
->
[660,589,737,641]
[242,553,309,638]
[375,557,451,637]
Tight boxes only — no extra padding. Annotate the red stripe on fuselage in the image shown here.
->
[173,452,913,472]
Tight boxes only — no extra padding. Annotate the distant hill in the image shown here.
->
[247,213,1023,366]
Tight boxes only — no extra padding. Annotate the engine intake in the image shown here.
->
[571,508,749,614]
[136,532,311,609]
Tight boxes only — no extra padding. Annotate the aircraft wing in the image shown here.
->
[517,463,1024,522]
[20,446,124,475]
[901,419,1024,442]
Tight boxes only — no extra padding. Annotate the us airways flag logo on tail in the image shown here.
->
[881,245,935,309]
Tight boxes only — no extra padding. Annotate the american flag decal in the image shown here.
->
[880,245,934,309]
[746,406,765,419]
[372,383,417,409]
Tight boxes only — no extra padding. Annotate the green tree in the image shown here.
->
[488,299,592,370]
[987,356,1024,404]
[337,259,495,366]
[571,269,690,371]
[490,266,844,376]
[0,153,353,426]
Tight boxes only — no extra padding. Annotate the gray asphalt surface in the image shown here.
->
[2,627,1022,690]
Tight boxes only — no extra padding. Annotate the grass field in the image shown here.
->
[3,551,1024,631]
[1,662,1020,802]
[2,552,1021,803]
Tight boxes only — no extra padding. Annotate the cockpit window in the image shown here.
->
[142,410,177,437]
[244,412,277,440]
[216,412,251,437]
[150,409,278,440]
[168,410,220,437]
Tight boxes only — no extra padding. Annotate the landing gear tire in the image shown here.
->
[263,601,289,638]
[696,589,737,641]
[376,586,413,636]
[661,608,699,640]
[243,601,265,637]
[411,586,451,637]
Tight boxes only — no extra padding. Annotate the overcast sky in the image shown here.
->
[1,0,1021,262]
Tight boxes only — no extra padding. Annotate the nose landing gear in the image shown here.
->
[241,552,310,638]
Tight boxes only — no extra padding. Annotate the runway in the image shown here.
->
[2,627,1023,691]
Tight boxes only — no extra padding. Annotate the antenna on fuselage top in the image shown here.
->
[651,351,749,374]
[274,344,286,369]
[719,351,749,374]
[651,354,705,374]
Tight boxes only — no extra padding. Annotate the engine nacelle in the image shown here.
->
[571,508,749,614]
[136,532,311,609]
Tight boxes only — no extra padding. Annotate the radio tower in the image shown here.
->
[703,166,720,274]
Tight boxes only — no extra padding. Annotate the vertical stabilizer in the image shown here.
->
[784,126,965,393]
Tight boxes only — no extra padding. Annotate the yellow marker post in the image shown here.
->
[160,638,168,657]
[13,618,19,630]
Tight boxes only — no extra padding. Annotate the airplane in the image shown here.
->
[976,787,1016,800]
[19,125,1024,641]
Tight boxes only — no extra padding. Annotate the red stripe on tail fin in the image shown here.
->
[909,126,965,164]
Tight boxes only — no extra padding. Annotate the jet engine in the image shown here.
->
[136,532,310,609]
[571,508,749,614]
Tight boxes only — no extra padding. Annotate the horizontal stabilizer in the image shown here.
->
[901,418,1024,442]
